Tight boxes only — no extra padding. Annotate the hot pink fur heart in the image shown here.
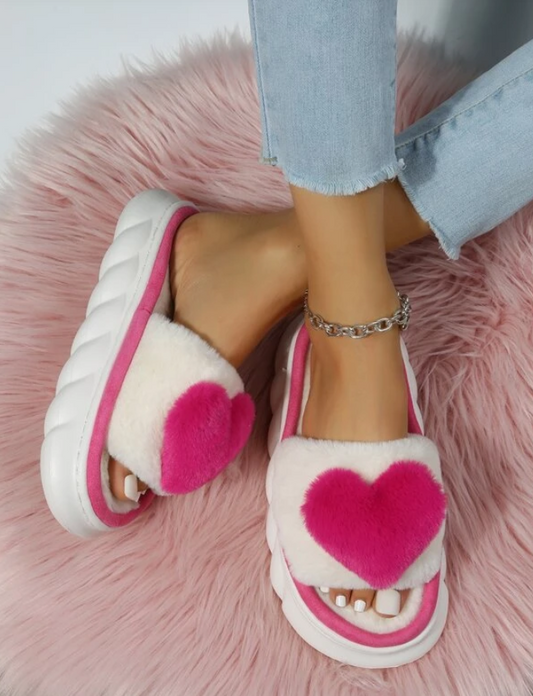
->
[301,462,446,589]
[160,381,255,494]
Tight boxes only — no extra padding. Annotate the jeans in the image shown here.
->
[248,0,533,260]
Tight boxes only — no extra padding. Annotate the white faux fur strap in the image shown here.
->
[271,434,446,590]
[107,313,254,496]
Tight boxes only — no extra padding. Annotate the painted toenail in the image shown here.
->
[375,589,401,616]
[124,474,140,502]
[335,595,347,608]
[353,599,367,613]
[319,587,329,594]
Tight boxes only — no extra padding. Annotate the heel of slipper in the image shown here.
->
[113,190,196,242]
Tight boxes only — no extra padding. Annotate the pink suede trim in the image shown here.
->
[281,325,441,646]
[281,325,310,441]
[301,463,446,588]
[161,382,255,494]
[405,363,423,436]
[86,204,198,527]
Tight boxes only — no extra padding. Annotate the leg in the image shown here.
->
[250,0,408,615]
[249,0,404,439]
[248,3,533,618]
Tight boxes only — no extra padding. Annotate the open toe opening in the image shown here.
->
[315,583,425,634]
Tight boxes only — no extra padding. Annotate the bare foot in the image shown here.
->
[303,281,410,618]
[109,207,306,502]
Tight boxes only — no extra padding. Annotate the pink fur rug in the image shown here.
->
[1,29,533,696]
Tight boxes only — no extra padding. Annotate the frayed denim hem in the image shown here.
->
[261,160,402,196]
[282,161,401,196]
[396,167,461,261]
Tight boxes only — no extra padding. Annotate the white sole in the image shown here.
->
[265,318,449,668]
[40,189,195,537]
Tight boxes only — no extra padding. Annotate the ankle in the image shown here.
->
[244,224,306,305]
[305,271,400,330]
[304,326,409,442]
[309,321,402,370]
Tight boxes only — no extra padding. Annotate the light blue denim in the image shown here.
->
[247,0,533,260]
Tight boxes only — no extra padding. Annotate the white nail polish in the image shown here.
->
[353,599,367,613]
[335,595,347,608]
[319,587,330,594]
[375,589,401,617]
[124,474,141,502]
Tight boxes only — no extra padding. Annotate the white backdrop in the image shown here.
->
[1,0,532,175]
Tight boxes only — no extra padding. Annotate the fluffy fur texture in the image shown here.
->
[272,433,445,590]
[161,382,254,493]
[301,462,446,589]
[108,312,249,494]
[1,28,533,696]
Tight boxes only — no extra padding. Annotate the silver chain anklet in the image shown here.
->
[303,290,411,339]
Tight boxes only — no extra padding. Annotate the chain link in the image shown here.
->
[304,290,411,339]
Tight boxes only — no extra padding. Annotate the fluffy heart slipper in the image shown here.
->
[41,189,255,538]
[266,316,448,668]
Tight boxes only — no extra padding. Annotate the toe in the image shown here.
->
[350,588,376,613]
[329,588,351,608]
[373,589,410,617]
[108,457,148,502]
